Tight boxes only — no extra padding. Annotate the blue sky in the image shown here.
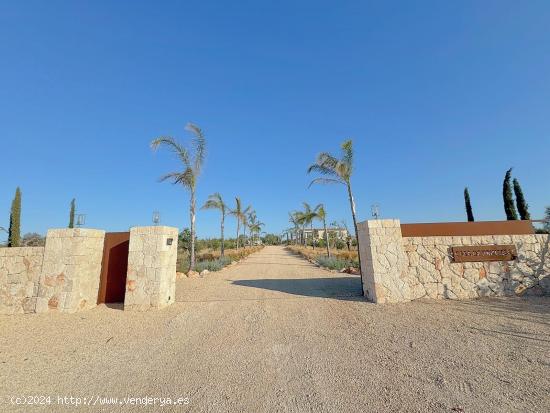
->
[1,0,549,239]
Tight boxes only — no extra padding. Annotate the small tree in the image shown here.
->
[296,203,320,250]
[464,187,474,222]
[8,187,21,247]
[179,228,192,252]
[316,204,331,257]
[307,140,363,291]
[503,168,518,220]
[288,213,301,245]
[151,123,206,271]
[21,232,45,247]
[201,193,227,257]
[68,198,76,228]
[513,178,530,220]
[229,197,251,250]
[247,211,264,245]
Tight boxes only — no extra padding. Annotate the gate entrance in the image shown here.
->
[98,232,130,304]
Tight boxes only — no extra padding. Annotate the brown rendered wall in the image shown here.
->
[97,232,130,304]
[400,220,534,237]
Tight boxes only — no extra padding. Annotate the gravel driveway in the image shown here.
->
[1,246,549,412]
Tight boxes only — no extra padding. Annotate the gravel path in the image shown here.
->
[1,246,549,412]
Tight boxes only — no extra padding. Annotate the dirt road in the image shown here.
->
[1,246,549,412]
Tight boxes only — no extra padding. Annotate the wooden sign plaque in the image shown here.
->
[450,245,517,263]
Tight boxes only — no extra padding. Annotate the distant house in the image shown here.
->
[302,227,349,241]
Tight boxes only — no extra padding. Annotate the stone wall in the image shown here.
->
[0,247,44,314]
[36,228,105,313]
[1,226,181,315]
[358,219,550,303]
[124,226,178,311]
[357,219,407,303]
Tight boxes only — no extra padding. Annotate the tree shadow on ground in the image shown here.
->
[231,277,364,301]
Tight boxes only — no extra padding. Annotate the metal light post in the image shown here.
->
[76,214,86,227]
[152,211,161,225]
[371,204,380,220]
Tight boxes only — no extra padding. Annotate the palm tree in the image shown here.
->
[230,197,251,250]
[151,122,206,271]
[315,204,331,258]
[255,222,265,244]
[291,210,306,245]
[230,197,243,250]
[248,211,264,245]
[295,203,318,249]
[201,193,227,257]
[248,211,256,244]
[307,140,363,289]
[288,213,301,245]
[242,209,250,247]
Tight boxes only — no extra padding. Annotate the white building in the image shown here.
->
[288,227,348,243]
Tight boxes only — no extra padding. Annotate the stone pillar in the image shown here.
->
[36,228,105,313]
[357,219,408,303]
[124,226,178,311]
[0,247,44,314]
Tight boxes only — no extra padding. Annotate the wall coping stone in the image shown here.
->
[46,228,105,238]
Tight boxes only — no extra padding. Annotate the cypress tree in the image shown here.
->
[464,187,474,222]
[512,178,530,220]
[8,187,21,247]
[69,198,76,228]
[503,168,518,220]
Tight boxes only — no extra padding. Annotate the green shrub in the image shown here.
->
[334,239,347,250]
[316,256,358,271]
[195,256,232,272]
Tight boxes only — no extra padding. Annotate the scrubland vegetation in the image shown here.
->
[286,245,359,271]
[178,241,264,273]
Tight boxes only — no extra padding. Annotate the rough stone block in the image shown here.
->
[124,226,178,311]
[36,228,105,314]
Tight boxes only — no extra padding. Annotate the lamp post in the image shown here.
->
[152,211,161,225]
[371,204,380,220]
[76,214,86,227]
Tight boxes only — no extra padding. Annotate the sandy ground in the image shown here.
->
[1,246,549,412]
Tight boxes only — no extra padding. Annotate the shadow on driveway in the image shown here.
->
[231,277,364,301]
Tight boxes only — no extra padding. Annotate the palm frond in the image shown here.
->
[158,172,183,184]
[241,205,252,225]
[200,194,222,211]
[341,139,353,171]
[173,167,195,190]
[185,122,206,174]
[151,136,191,167]
[307,164,338,177]
[307,141,355,186]
[201,200,219,210]
[288,213,299,226]
[315,203,326,219]
[201,192,224,211]
[229,197,242,217]
[308,177,345,187]
[316,152,339,169]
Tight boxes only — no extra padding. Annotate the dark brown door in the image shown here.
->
[98,232,130,304]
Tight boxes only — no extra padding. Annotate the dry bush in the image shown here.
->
[178,246,265,273]
[286,245,358,261]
